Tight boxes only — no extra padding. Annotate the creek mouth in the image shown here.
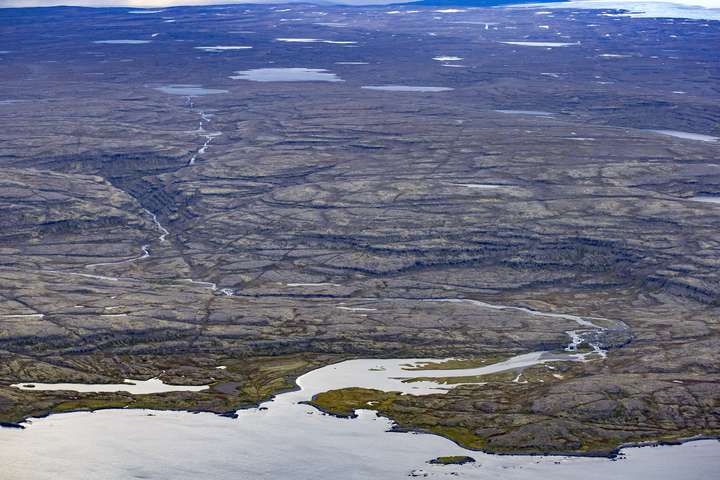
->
[0,302,711,479]
[2,352,718,479]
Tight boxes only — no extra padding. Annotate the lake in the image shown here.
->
[2,356,719,480]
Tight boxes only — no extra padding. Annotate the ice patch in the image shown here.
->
[495,109,554,116]
[337,306,378,312]
[276,38,356,45]
[647,129,718,142]
[689,195,720,204]
[93,40,150,45]
[500,41,579,47]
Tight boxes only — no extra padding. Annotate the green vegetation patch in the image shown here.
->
[53,399,130,413]
[309,388,401,418]
[428,455,476,465]
[402,356,510,371]
[2,353,342,424]
[403,374,495,385]
[428,426,487,450]
[310,388,491,450]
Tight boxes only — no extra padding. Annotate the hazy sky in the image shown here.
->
[1,0,719,9]
[0,0,399,6]
[0,1,307,6]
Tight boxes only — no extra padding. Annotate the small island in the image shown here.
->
[428,456,476,465]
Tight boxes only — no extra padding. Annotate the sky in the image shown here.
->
[524,0,720,20]
[2,0,720,7]
[0,0,396,6]
[1,0,719,13]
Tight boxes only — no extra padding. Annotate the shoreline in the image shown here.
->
[4,400,718,460]
[388,424,720,459]
[306,396,720,458]
[4,353,718,459]
[0,353,355,429]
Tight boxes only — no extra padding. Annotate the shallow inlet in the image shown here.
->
[1,356,718,480]
[12,377,209,394]
[0,294,710,480]
[294,354,592,396]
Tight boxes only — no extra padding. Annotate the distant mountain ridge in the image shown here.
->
[397,0,566,6]
[0,0,567,9]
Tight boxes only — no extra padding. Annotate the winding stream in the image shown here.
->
[5,65,710,477]
[1,301,704,478]
[85,208,167,269]
[425,298,627,359]
[78,95,233,297]
[187,102,222,166]
[0,297,712,479]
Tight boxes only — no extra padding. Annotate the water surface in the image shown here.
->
[451,183,505,189]
[500,41,579,47]
[153,84,229,95]
[689,195,720,204]
[12,378,209,394]
[230,68,343,82]
[495,109,554,116]
[362,85,453,92]
[648,130,718,142]
[276,38,357,44]
[1,357,718,480]
[93,40,151,44]
[195,45,252,52]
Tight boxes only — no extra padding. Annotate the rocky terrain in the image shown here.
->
[0,3,718,454]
